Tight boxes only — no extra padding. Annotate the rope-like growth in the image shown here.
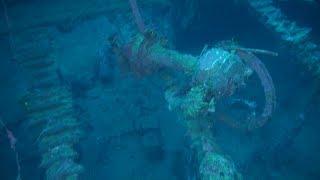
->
[247,0,320,78]
[14,28,83,180]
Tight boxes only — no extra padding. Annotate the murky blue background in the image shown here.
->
[0,0,319,179]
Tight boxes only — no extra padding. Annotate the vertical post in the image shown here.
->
[128,0,146,33]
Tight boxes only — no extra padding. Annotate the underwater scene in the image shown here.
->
[0,0,320,179]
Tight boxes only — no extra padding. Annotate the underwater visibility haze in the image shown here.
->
[0,0,320,179]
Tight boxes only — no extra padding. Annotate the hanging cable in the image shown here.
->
[1,0,16,60]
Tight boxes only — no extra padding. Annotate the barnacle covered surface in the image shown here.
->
[0,0,319,180]
[13,27,84,179]
[247,0,320,77]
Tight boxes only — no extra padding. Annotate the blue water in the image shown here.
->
[0,0,320,179]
